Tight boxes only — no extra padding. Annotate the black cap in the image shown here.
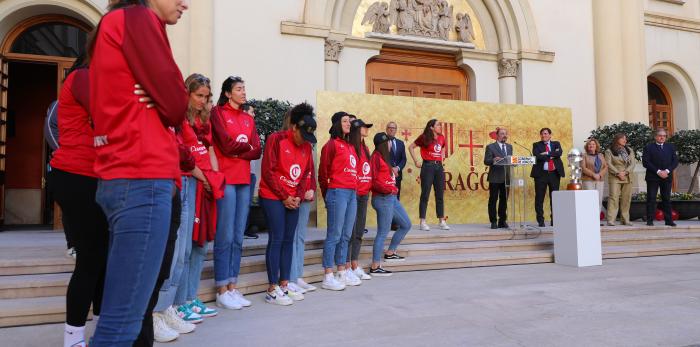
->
[351,119,373,129]
[373,132,390,147]
[331,111,349,125]
[296,115,317,144]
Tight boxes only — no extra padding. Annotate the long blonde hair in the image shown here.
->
[185,73,212,125]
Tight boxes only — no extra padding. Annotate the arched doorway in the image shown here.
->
[366,48,469,101]
[647,76,674,134]
[0,15,90,226]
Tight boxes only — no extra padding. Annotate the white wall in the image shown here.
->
[211,0,324,105]
[337,46,379,94]
[521,0,598,148]
[645,0,700,19]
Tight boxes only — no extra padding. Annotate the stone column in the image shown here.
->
[592,0,647,125]
[324,39,343,91]
[188,0,214,78]
[498,58,520,104]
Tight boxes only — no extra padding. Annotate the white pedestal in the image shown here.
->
[552,190,602,267]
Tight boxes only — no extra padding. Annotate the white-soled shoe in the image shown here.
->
[153,312,179,343]
[297,278,317,292]
[284,285,305,301]
[216,291,242,310]
[353,267,372,280]
[439,220,451,230]
[230,289,252,307]
[163,306,196,334]
[420,221,430,231]
[321,273,345,291]
[265,286,293,306]
[287,281,307,294]
[341,270,361,286]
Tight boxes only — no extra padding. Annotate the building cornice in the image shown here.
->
[644,11,700,33]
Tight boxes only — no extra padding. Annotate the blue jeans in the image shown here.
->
[186,241,208,301]
[322,188,357,269]
[290,201,311,282]
[261,198,299,284]
[91,179,173,347]
[168,176,197,307]
[214,184,250,287]
[371,194,411,263]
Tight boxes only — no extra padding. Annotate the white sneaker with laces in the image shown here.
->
[287,281,307,294]
[439,220,450,230]
[284,285,305,301]
[163,306,195,334]
[216,291,242,310]
[420,221,430,231]
[321,273,346,291]
[297,278,317,292]
[230,289,252,307]
[265,286,294,306]
[343,269,362,286]
[153,312,179,343]
[353,267,372,280]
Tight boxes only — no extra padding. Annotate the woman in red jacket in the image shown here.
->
[369,132,412,276]
[318,112,358,291]
[408,119,450,231]
[345,119,373,282]
[88,0,189,345]
[48,57,108,347]
[259,103,316,305]
[211,76,261,310]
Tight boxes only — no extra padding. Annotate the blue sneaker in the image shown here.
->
[176,304,203,323]
[189,299,218,317]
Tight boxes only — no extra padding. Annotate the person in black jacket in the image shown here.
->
[386,122,407,199]
[530,128,565,227]
[642,128,679,227]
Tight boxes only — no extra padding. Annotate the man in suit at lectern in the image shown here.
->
[484,128,513,229]
[642,128,678,227]
[530,128,565,227]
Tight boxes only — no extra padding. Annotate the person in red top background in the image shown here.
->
[47,56,109,347]
[408,119,451,232]
[211,76,261,310]
[369,132,412,276]
[259,103,316,306]
[318,112,359,291]
[345,119,373,283]
[87,0,189,345]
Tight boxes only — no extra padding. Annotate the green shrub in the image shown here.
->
[589,122,653,161]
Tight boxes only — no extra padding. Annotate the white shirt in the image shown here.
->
[543,141,551,171]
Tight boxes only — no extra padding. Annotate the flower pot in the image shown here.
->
[672,200,700,220]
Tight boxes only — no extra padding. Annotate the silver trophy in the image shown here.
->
[566,148,583,190]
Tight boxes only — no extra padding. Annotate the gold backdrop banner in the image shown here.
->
[315,91,573,227]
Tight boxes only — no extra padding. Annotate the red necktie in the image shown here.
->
[546,142,555,172]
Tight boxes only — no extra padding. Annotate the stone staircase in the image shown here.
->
[1,223,699,327]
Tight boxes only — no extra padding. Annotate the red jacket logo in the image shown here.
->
[349,154,357,168]
[236,134,249,143]
[434,143,442,153]
[362,162,371,176]
[289,164,301,180]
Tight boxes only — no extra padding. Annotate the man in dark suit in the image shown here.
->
[484,128,513,229]
[387,121,407,199]
[530,128,565,227]
[642,128,678,227]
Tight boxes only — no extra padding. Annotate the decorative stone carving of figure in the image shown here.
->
[455,12,475,43]
[362,1,392,34]
[437,0,453,40]
[390,0,414,35]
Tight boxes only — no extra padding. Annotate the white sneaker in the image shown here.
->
[287,281,307,294]
[296,279,317,292]
[163,306,196,334]
[66,247,77,260]
[420,221,430,231]
[284,285,305,301]
[439,220,450,230]
[230,289,252,307]
[265,286,294,306]
[353,267,372,280]
[153,312,179,343]
[216,291,242,310]
[342,269,362,286]
[321,273,345,291]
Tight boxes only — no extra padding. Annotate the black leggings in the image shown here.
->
[419,162,445,219]
[133,189,181,347]
[48,169,108,327]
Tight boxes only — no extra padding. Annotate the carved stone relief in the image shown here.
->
[362,0,457,41]
[498,58,520,78]
[324,39,344,62]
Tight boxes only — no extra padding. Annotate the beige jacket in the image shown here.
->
[581,152,608,181]
[604,147,636,184]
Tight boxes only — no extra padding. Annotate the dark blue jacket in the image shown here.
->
[389,137,407,177]
[642,142,678,181]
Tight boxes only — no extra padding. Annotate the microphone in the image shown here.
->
[513,141,533,156]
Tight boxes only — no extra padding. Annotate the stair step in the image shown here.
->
[603,241,700,258]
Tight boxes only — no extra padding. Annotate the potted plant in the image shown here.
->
[669,129,700,193]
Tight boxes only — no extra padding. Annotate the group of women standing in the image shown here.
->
[581,134,637,226]
[50,1,454,346]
